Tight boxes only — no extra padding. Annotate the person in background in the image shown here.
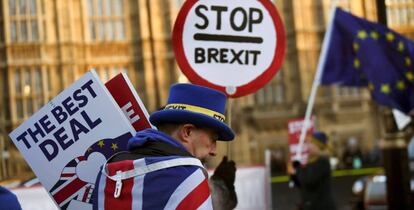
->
[93,83,237,210]
[342,137,363,169]
[291,131,336,210]
[0,186,22,210]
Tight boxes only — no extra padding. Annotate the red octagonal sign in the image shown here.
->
[173,0,286,97]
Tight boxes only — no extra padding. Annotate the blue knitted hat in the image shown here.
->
[150,83,235,141]
[311,131,328,149]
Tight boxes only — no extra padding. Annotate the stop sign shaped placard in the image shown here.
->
[173,0,285,97]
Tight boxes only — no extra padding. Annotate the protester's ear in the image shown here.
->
[178,124,196,143]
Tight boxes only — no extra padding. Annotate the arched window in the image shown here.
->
[8,0,42,42]
[12,68,52,120]
[254,71,285,105]
[87,0,127,41]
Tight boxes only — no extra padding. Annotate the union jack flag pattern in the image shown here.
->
[50,133,132,210]
[50,156,94,209]
[93,156,213,210]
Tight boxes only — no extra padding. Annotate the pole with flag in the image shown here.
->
[297,4,414,161]
[297,1,414,208]
[295,2,338,161]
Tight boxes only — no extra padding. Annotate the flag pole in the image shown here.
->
[227,98,233,159]
[295,4,338,161]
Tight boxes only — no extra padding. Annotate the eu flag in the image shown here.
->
[321,8,414,114]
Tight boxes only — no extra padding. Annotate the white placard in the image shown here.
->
[173,0,285,97]
[183,1,276,86]
[9,70,136,210]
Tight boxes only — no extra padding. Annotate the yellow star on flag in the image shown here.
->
[380,84,391,94]
[370,31,379,40]
[353,42,359,52]
[396,80,406,90]
[357,30,368,40]
[386,32,395,42]
[405,57,412,66]
[98,140,105,148]
[111,143,119,151]
[354,58,361,69]
[398,41,405,52]
[406,72,414,81]
[368,83,375,91]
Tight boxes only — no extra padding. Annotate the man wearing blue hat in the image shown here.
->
[94,83,237,210]
[291,131,336,210]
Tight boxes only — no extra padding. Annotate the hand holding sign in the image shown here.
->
[173,0,285,97]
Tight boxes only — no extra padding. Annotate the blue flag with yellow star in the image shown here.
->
[321,8,414,114]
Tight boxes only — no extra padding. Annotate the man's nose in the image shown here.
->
[209,142,217,156]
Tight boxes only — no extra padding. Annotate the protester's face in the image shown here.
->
[308,141,321,156]
[177,124,218,161]
[191,127,218,161]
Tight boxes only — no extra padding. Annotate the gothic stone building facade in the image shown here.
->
[0,0,413,180]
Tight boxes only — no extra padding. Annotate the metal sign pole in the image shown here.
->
[227,98,233,159]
